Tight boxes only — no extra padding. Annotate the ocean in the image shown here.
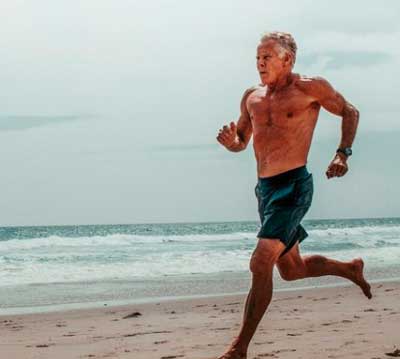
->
[1,217,400,315]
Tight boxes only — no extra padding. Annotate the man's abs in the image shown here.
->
[251,110,319,178]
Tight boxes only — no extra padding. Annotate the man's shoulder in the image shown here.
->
[243,85,262,96]
[293,74,332,96]
[240,85,262,105]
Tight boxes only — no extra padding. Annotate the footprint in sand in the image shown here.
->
[273,348,296,354]
[154,340,168,344]
[313,297,328,301]
[385,348,400,357]
[343,340,355,346]
[36,344,53,348]
[11,325,24,330]
[122,311,142,319]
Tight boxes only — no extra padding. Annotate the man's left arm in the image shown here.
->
[307,77,360,179]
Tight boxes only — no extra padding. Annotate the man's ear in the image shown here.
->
[284,52,293,67]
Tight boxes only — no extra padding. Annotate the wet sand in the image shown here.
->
[1,280,399,358]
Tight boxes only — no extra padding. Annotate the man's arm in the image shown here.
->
[216,88,254,152]
[304,77,360,178]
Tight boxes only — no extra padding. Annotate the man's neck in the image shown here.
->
[267,71,294,93]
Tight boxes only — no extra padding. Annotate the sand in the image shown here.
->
[1,280,399,359]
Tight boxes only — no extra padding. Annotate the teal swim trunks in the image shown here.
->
[254,165,313,258]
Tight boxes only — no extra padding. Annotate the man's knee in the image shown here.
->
[250,238,284,274]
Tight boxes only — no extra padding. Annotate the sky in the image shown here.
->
[0,0,399,226]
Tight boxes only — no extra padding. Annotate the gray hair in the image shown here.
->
[260,31,297,65]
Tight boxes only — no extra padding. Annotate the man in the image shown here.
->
[215,31,372,359]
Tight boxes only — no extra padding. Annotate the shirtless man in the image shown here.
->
[216,32,372,359]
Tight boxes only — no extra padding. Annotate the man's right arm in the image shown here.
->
[217,88,254,152]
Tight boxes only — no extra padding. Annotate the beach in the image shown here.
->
[1,279,399,359]
[1,219,400,358]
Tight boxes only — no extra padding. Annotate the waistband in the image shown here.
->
[258,165,309,186]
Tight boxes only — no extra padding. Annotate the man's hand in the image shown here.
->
[326,153,348,179]
[217,121,238,148]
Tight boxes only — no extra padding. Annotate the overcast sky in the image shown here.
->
[0,0,399,226]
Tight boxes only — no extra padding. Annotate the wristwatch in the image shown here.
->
[336,147,352,158]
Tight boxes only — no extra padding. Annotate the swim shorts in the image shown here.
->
[254,165,313,258]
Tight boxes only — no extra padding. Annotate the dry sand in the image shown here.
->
[1,280,399,359]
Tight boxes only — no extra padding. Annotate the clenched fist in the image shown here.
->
[326,153,348,179]
[216,121,237,148]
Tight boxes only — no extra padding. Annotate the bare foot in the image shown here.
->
[217,344,247,359]
[217,350,246,359]
[349,258,372,299]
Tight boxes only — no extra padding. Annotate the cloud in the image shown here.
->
[300,51,392,69]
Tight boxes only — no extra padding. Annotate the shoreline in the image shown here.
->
[1,278,399,358]
[0,277,400,319]
[1,276,400,317]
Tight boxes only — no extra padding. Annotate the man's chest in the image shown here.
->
[247,87,317,126]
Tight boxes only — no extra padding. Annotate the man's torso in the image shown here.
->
[246,73,321,177]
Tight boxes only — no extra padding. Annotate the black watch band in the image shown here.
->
[336,147,352,157]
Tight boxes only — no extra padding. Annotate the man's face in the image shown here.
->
[256,40,290,85]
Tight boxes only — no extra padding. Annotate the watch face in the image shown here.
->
[345,148,352,156]
[337,148,352,156]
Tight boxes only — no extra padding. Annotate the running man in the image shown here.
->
[216,31,372,359]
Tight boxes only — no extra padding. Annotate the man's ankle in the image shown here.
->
[231,337,248,355]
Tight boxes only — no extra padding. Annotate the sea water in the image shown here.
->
[1,218,399,314]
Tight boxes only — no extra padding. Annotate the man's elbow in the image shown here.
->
[354,107,360,121]
[353,108,360,127]
[344,103,360,123]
